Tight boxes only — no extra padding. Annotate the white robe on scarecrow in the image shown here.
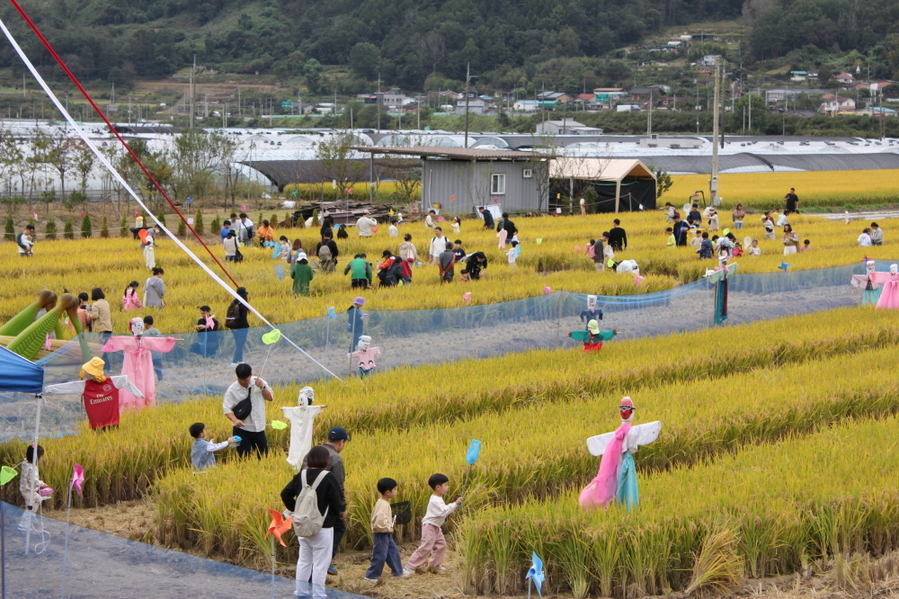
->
[282,386,325,470]
[579,397,661,511]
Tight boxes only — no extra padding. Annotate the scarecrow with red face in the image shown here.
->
[579,397,661,511]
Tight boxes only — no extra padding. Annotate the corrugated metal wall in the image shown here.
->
[422,159,544,214]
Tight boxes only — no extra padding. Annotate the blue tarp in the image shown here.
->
[0,345,43,393]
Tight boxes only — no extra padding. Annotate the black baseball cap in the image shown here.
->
[327,426,350,441]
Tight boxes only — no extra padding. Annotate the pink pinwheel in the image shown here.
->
[543,286,552,295]
[634,275,645,286]
[574,245,581,253]
[463,292,472,303]
[266,508,293,547]
[70,463,85,495]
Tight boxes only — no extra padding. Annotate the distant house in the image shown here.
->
[536,120,586,135]
[700,54,722,66]
[455,98,491,116]
[790,71,808,82]
[537,91,572,104]
[378,89,409,108]
[819,94,856,115]
[628,85,668,101]
[513,100,540,113]
[834,72,855,85]
[765,89,802,104]
[573,93,597,108]
[593,88,628,103]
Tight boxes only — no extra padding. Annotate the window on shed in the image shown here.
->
[491,173,506,195]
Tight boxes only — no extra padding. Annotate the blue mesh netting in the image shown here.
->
[0,502,365,599]
[0,261,871,439]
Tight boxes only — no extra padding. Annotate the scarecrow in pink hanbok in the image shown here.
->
[579,397,661,511]
[101,317,177,411]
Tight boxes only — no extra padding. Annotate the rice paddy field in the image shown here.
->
[667,169,899,210]
[3,168,899,598]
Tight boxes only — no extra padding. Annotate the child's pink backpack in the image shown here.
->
[586,243,596,259]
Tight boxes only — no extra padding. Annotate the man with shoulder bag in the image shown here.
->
[223,363,273,457]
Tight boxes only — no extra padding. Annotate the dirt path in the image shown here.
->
[11,499,899,599]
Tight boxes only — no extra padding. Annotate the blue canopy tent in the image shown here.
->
[0,344,44,592]
[0,344,44,393]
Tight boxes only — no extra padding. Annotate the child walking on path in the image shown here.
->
[406,473,462,572]
[364,478,413,581]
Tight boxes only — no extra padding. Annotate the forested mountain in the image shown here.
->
[0,0,897,93]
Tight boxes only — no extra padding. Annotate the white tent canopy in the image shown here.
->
[550,158,657,212]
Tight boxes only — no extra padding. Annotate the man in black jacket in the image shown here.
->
[608,219,627,251]
[479,207,495,230]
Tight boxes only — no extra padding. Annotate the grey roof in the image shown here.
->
[634,152,899,174]
[242,159,414,190]
[351,146,549,161]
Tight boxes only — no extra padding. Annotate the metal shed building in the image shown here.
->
[353,146,551,215]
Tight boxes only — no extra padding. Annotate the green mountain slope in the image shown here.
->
[1,0,897,91]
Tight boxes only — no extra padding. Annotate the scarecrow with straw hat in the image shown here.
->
[43,357,143,430]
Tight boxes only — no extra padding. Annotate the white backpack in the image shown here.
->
[292,469,329,537]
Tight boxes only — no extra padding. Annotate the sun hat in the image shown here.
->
[80,357,105,379]
[353,296,365,306]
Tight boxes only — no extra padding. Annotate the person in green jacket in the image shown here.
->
[343,253,372,289]
[290,253,314,296]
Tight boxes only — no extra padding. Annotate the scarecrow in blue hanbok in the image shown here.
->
[579,397,661,511]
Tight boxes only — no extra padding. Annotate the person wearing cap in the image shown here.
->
[290,251,314,296]
[223,362,273,458]
[190,305,220,358]
[347,297,365,353]
[356,212,377,237]
[323,426,350,573]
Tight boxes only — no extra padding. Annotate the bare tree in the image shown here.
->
[452,160,492,213]
[0,126,26,198]
[526,134,562,214]
[316,132,365,203]
[415,32,446,75]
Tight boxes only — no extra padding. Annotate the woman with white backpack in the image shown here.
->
[281,445,344,599]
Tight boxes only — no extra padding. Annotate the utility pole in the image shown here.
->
[189,55,196,130]
[710,60,721,207]
[464,63,476,148]
[646,89,653,136]
[377,73,381,133]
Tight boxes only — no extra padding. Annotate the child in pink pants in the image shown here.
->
[405,473,462,572]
